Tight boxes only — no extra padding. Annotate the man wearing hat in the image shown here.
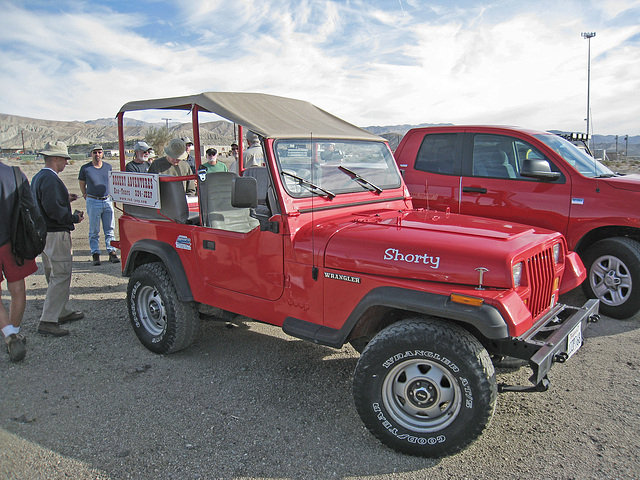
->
[243,130,265,169]
[126,141,152,173]
[78,145,119,266]
[148,138,196,196]
[181,136,196,173]
[31,141,85,337]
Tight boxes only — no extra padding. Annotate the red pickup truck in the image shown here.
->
[395,125,640,319]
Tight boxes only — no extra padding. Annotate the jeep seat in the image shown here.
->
[199,172,260,233]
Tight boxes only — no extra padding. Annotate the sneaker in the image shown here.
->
[108,252,120,263]
[6,334,26,361]
[92,253,101,266]
[37,322,69,337]
[58,311,84,324]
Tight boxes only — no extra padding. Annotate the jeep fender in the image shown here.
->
[123,239,194,302]
[283,286,508,348]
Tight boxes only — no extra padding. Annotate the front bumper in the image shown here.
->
[491,299,600,389]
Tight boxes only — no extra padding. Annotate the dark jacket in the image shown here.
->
[31,168,79,232]
[125,160,151,173]
[0,162,33,246]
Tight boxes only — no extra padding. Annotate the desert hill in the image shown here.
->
[1,112,637,157]
[0,113,237,152]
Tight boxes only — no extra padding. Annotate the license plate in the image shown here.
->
[566,323,583,359]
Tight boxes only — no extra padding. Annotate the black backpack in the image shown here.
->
[10,166,47,266]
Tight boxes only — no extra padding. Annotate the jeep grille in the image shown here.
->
[526,247,555,319]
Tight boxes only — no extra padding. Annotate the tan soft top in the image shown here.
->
[118,92,384,142]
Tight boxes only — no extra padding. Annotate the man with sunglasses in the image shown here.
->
[78,145,119,266]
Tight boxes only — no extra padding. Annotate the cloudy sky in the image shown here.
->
[1,0,639,134]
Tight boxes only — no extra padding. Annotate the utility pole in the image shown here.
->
[161,118,172,129]
[581,32,596,146]
[625,135,629,160]
[615,135,619,161]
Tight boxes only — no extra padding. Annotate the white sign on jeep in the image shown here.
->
[109,172,160,208]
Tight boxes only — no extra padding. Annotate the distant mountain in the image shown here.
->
[83,117,167,127]
[1,113,637,157]
[0,113,237,153]
[362,123,453,136]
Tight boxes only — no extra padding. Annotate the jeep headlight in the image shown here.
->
[553,243,561,264]
[513,262,523,287]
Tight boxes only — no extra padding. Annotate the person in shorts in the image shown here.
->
[0,159,38,361]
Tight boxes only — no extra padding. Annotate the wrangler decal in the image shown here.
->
[324,272,362,284]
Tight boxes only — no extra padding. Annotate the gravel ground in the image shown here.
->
[1,158,639,480]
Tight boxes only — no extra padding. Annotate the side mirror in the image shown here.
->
[520,158,561,180]
[232,176,258,208]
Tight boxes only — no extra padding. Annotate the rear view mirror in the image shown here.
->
[520,158,561,180]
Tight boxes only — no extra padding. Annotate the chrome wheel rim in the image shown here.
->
[136,285,167,336]
[382,358,462,433]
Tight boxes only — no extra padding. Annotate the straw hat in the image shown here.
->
[164,138,188,160]
[38,141,71,159]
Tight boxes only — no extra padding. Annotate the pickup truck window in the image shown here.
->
[471,134,561,180]
[534,134,614,178]
[472,134,522,178]
[415,133,457,175]
[274,139,401,197]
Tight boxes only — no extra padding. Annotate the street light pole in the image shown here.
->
[581,32,596,142]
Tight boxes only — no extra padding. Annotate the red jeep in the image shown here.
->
[111,93,598,457]
[396,125,640,319]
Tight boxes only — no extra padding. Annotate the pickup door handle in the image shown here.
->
[463,186,488,194]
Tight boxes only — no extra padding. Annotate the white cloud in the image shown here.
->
[0,0,639,134]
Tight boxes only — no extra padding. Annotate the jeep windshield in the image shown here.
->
[275,139,401,198]
[535,134,615,178]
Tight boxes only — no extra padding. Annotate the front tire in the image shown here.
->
[353,318,496,457]
[127,262,199,354]
[581,237,640,319]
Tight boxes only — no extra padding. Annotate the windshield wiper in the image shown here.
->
[281,171,335,198]
[338,166,382,194]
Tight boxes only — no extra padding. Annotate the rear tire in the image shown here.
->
[353,318,496,457]
[127,262,199,354]
[581,237,640,319]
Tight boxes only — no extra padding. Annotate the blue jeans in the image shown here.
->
[86,197,115,255]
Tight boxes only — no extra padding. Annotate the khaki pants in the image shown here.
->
[40,231,75,324]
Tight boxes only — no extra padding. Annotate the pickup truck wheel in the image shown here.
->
[353,318,496,457]
[582,238,640,319]
[127,262,199,354]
